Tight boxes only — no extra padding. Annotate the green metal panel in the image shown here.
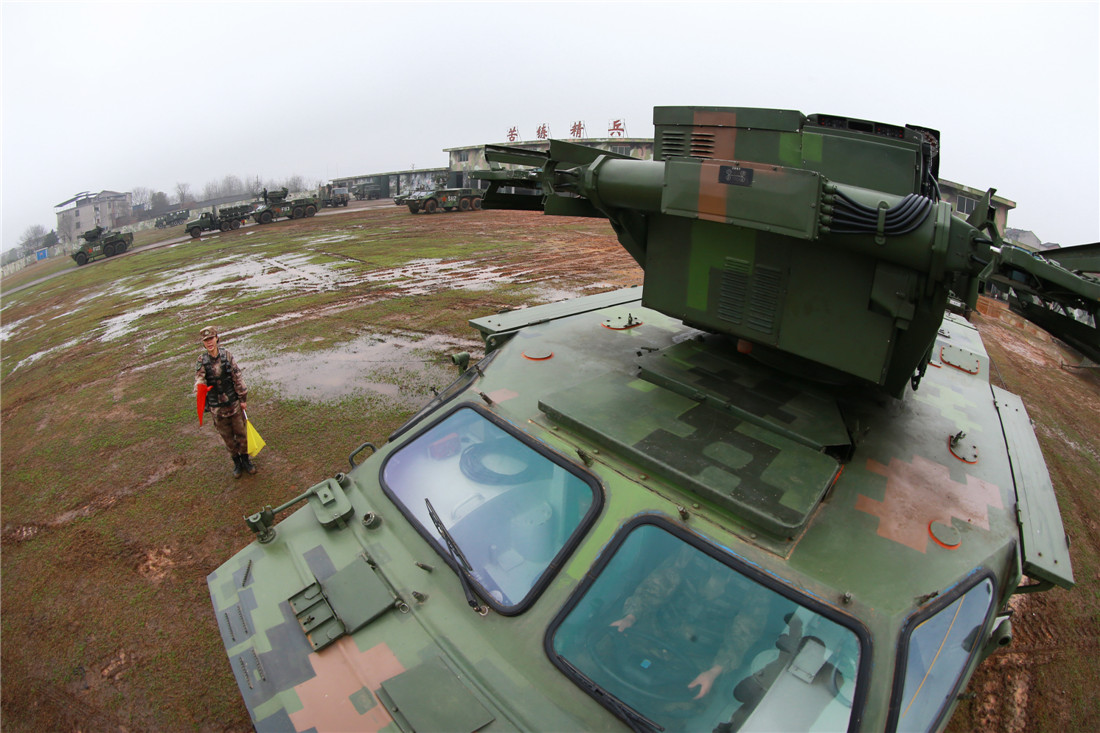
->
[539,372,840,537]
[378,657,495,733]
[661,158,823,240]
[992,386,1075,589]
[469,288,642,341]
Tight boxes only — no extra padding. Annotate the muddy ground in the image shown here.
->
[1,206,1097,731]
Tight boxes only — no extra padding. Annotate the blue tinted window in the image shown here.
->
[896,579,993,731]
[382,405,599,612]
[550,522,864,731]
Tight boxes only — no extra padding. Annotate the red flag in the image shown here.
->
[197,384,209,425]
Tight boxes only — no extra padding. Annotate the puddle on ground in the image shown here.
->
[2,250,601,352]
[244,331,477,403]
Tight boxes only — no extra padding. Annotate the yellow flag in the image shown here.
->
[245,414,266,456]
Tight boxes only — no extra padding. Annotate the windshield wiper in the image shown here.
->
[556,655,664,733]
[425,499,487,614]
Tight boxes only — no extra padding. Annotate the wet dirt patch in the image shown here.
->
[137,547,177,583]
[0,455,188,544]
[245,331,477,402]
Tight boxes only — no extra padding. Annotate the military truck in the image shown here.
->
[155,210,190,229]
[252,187,319,224]
[405,187,483,213]
[70,226,133,266]
[185,204,255,238]
[353,183,381,200]
[319,185,350,208]
[208,106,1074,732]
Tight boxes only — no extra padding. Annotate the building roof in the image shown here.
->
[54,190,129,209]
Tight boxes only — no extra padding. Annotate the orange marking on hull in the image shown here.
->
[698,161,728,222]
[929,521,961,550]
[487,387,520,403]
[289,638,405,732]
[856,455,1003,553]
[692,110,738,160]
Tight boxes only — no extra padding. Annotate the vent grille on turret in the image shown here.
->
[659,131,717,160]
[718,259,781,336]
[749,266,782,334]
[718,258,750,324]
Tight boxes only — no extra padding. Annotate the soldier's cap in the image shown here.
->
[199,326,218,341]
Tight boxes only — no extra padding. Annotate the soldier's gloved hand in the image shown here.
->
[610,614,636,632]
[689,665,723,699]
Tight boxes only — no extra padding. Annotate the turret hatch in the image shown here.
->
[539,338,849,537]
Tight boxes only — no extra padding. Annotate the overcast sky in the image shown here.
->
[2,1,1098,251]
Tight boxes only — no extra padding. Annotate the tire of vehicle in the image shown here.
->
[472,197,483,210]
[292,206,304,220]
[459,197,471,212]
[231,219,241,230]
[259,211,273,225]
[104,244,116,257]
[305,205,316,217]
[219,222,229,232]
[424,199,438,214]
[190,227,202,239]
[408,203,420,213]
[75,252,88,266]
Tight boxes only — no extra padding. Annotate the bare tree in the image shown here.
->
[245,175,264,195]
[201,180,221,201]
[131,186,153,209]
[58,216,77,244]
[17,224,49,256]
[284,174,305,193]
[174,182,193,205]
[221,174,244,196]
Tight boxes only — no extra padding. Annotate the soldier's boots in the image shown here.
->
[232,454,243,479]
[240,453,257,475]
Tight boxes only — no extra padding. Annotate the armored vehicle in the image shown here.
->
[354,183,382,200]
[70,226,133,265]
[405,187,482,214]
[252,187,319,224]
[186,204,255,238]
[985,242,1100,362]
[319,185,351,208]
[208,106,1074,732]
[155,209,190,229]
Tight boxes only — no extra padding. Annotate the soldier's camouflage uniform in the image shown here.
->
[620,546,771,677]
[196,347,249,456]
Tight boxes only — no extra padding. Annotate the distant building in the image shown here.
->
[330,138,655,198]
[937,180,1015,234]
[445,138,655,188]
[55,191,132,243]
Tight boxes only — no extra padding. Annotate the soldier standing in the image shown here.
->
[195,326,257,478]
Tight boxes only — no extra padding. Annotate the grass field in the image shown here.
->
[0,207,637,730]
[1,206,1096,731]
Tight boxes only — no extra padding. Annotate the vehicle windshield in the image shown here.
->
[380,404,600,613]
[893,577,994,732]
[549,521,865,732]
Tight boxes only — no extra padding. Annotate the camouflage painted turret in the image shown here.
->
[208,107,1074,733]
[478,108,996,397]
